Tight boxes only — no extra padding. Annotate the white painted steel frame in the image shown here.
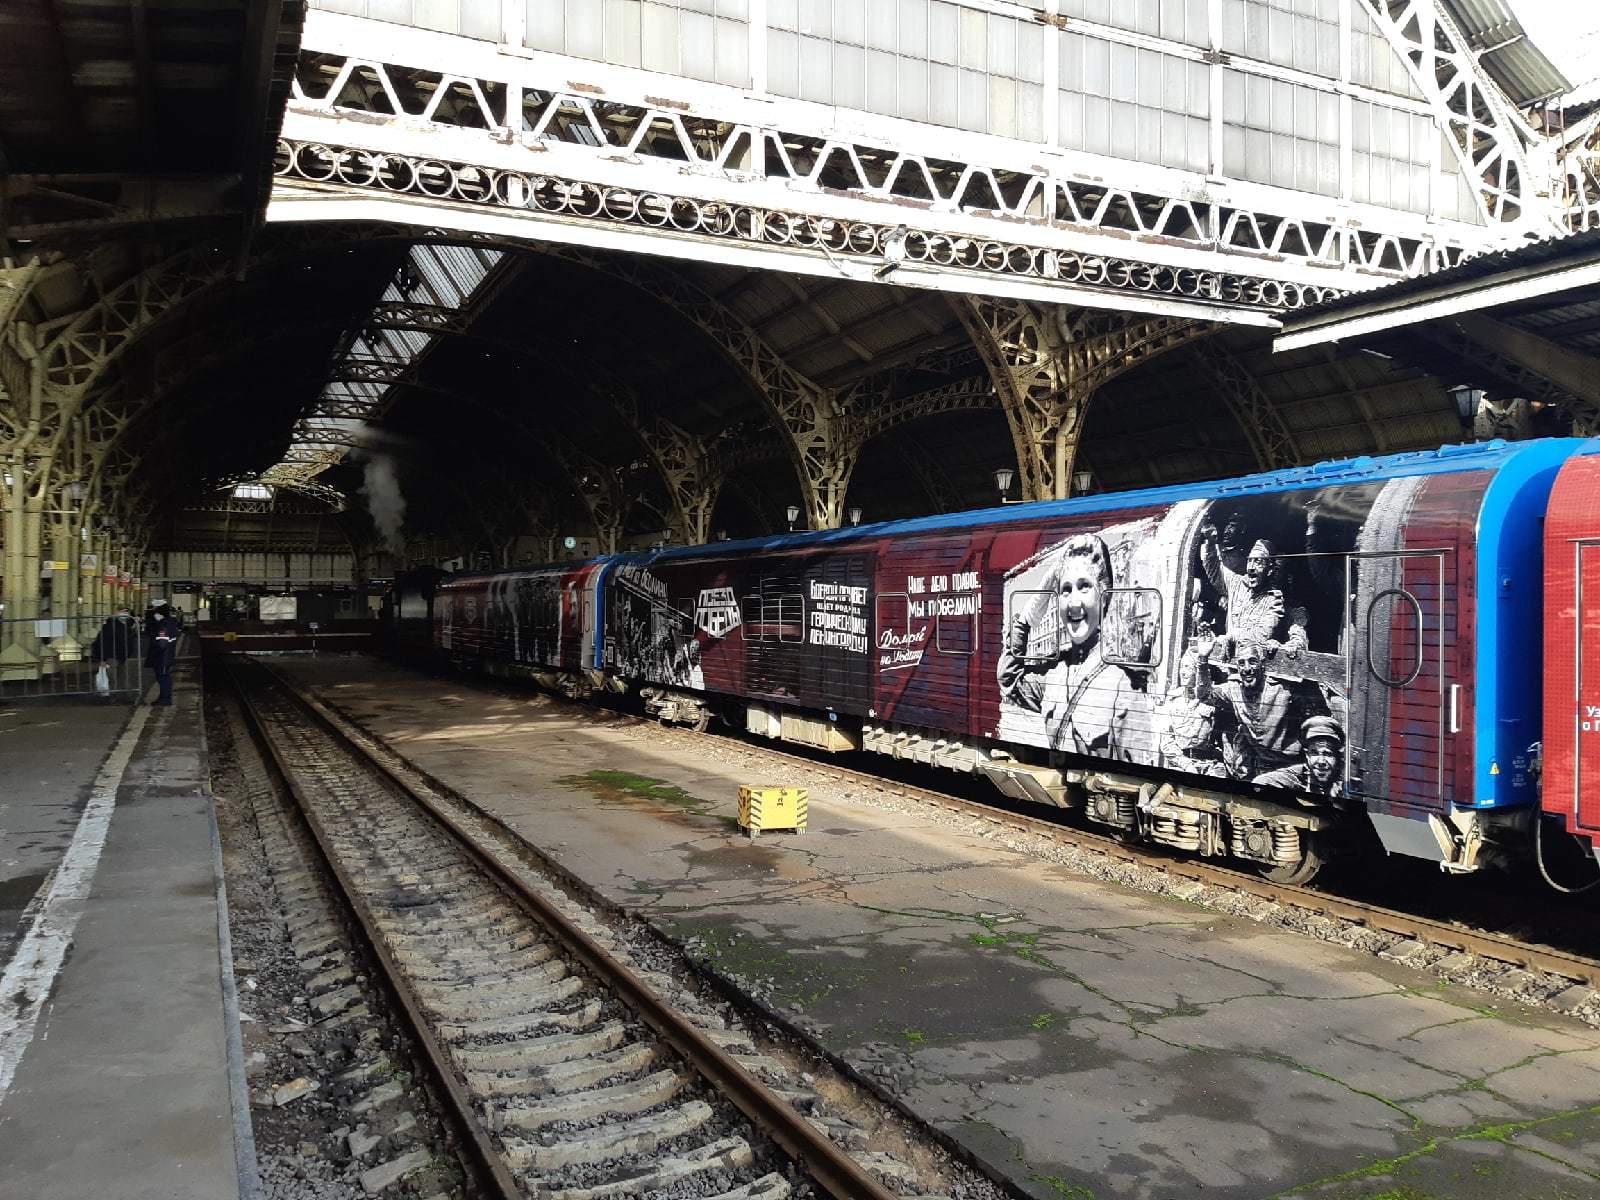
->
[271,5,1550,314]
[1274,258,1600,350]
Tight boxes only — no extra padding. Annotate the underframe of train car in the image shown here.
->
[627,681,1534,886]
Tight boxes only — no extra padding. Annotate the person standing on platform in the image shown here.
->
[90,606,138,696]
[145,604,181,706]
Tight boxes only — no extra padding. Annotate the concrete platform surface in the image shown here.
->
[285,655,1600,1200]
[0,659,251,1200]
[0,696,131,962]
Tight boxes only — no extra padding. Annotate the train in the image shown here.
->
[395,437,1600,890]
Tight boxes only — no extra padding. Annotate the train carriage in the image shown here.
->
[437,437,1589,882]
[1543,444,1600,871]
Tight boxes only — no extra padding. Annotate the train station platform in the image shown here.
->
[280,654,1600,1200]
[0,655,253,1199]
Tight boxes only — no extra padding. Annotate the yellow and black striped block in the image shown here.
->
[737,786,808,838]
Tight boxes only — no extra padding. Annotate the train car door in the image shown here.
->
[1570,540,1600,834]
[1344,551,1446,806]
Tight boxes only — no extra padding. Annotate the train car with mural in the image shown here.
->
[433,437,1600,890]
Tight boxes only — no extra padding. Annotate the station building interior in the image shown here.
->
[7,2,1600,1199]
[4,0,1599,645]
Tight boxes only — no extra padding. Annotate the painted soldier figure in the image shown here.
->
[1197,637,1314,780]
[1253,715,1346,798]
[1198,524,1309,658]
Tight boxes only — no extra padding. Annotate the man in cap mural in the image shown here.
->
[1253,715,1346,797]
[1198,521,1309,658]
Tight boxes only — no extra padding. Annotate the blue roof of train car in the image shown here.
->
[632,437,1580,565]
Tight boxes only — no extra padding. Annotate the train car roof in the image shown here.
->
[439,438,1591,582]
[629,436,1589,565]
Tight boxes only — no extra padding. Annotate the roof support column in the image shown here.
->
[543,437,628,555]
[0,318,51,680]
[771,384,856,531]
[957,298,1210,499]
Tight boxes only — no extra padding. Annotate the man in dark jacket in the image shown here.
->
[91,607,137,664]
[145,604,182,706]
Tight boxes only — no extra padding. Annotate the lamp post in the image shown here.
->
[993,466,1024,505]
[1451,384,1484,428]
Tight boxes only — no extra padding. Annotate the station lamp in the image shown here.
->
[1450,384,1484,425]
[848,506,862,526]
[786,504,801,531]
[993,466,1022,504]
[1072,470,1095,495]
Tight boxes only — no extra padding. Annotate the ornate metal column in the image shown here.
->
[957,298,1211,500]
[541,436,628,555]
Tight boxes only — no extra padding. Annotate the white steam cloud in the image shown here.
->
[360,452,407,555]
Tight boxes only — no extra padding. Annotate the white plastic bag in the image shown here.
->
[94,664,110,696]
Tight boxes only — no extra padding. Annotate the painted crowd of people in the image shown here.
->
[997,518,1346,800]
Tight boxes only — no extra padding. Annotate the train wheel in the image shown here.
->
[1259,834,1324,887]
[691,710,711,733]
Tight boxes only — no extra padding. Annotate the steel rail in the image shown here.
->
[225,658,525,1200]
[357,652,1600,990]
[240,658,901,1200]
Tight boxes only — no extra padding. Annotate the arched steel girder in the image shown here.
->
[83,303,468,511]
[714,375,995,519]
[87,292,731,547]
[34,224,851,534]
[101,347,688,553]
[1188,343,1302,471]
[114,362,659,555]
[527,244,851,530]
[956,297,1214,501]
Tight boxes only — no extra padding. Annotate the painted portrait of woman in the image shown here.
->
[996,532,1143,758]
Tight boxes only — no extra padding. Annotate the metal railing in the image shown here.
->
[0,614,149,700]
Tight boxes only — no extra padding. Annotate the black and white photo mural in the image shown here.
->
[994,480,1422,800]
[608,563,705,689]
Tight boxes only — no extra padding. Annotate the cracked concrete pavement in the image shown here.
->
[283,657,1600,1200]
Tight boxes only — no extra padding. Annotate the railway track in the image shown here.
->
[225,657,928,1200]
[719,740,1600,992]
[360,653,1600,1000]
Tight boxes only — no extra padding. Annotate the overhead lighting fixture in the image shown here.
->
[994,466,1023,504]
[1450,384,1484,424]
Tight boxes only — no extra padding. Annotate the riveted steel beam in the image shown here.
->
[1189,342,1302,471]
[958,297,1212,501]
[276,8,1537,297]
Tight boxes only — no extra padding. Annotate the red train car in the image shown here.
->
[436,561,605,693]
[442,439,1580,882]
[1543,446,1600,863]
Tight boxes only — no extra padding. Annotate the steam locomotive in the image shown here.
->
[409,437,1600,889]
